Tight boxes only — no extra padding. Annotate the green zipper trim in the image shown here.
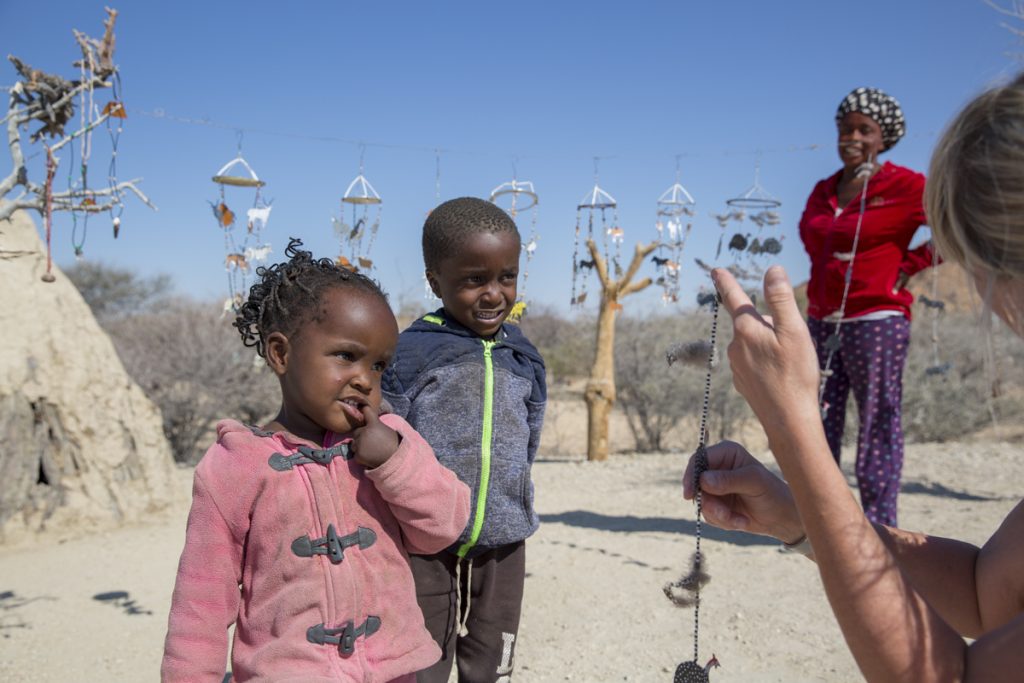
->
[457,339,496,557]
[423,314,445,326]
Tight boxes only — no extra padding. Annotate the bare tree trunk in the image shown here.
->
[584,291,617,461]
[583,238,658,461]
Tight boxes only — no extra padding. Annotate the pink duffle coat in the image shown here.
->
[161,414,470,683]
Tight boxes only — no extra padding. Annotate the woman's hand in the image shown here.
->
[351,404,400,469]
[713,266,821,441]
[683,441,804,543]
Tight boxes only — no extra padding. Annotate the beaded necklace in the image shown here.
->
[664,293,721,682]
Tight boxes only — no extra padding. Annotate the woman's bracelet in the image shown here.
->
[781,533,813,558]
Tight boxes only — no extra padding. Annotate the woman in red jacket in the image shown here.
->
[799,87,937,526]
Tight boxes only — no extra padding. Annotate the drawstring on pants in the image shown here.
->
[455,558,473,637]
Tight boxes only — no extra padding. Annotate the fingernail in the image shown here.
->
[702,471,718,489]
[766,266,789,292]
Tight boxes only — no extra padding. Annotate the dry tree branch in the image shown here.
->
[985,0,1024,19]
[0,179,154,222]
[586,239,610,287]
[616,240,658,292]
[0,8,153,226]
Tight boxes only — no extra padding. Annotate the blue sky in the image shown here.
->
[3,1,1020,315]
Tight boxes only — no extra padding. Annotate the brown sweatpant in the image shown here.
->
[411,542,526,683]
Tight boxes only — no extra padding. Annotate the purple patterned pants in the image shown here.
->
[807,316,910,527]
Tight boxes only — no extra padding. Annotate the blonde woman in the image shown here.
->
[684,75,1024,681]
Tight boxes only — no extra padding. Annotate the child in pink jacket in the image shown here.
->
[161,239,471,683]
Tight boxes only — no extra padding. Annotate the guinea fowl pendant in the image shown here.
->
[673,655,719,683]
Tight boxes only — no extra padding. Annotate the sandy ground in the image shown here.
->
[1,406,1021,682]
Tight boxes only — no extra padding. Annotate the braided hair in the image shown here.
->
[422,197,520,271]
[234,237,389,358]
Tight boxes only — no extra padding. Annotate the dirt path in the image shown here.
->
[1,441,1019,682]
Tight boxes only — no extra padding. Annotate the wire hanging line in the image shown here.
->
[129,106,859,165]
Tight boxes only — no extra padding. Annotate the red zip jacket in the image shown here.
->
[799,161,936,321]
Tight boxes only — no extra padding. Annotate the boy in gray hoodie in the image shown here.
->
[382,197,546,683]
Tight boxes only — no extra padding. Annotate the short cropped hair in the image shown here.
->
[422,197,520,271]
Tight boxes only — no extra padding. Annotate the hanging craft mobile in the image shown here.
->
[62,31,132,260]
[490,164,539,322]
[663,289,722,682]
[210,137,273,311]
[719,160,783,280]
[571,158,620,307]
[654,158,696,304]
[333,145,382,273]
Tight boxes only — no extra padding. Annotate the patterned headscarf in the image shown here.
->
[835,87,906,151]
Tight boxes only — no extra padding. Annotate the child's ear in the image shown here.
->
[425,270,442,299]
[264,331,290,376]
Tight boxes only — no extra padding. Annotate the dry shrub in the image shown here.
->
[64,260,171,322]
[104,302,279,464]
[517,305,595,383]
[67,263,279,463]
[902,311,1024,442]
[614,311,752,452]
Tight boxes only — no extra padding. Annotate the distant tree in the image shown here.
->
[615,312,752,452]
[64,261,172,322]
[517,304,595,382]
[902,311,1024,442]
[394,293,428,331]
[579,238,658,461]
